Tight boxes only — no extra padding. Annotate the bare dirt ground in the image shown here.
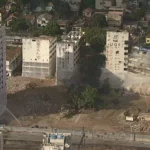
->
[4,76,150,132]
[73,146,150,150]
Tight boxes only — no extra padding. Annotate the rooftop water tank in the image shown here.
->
[50,134,57,139]
[57,134,64,139]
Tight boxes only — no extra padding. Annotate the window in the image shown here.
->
[124,52,128,55]
[124,47,128,50]
[116,51,119,54]
[124,68,127,71]
[124,41,129,44]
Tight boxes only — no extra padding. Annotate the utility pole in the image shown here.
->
[78,127,85,150]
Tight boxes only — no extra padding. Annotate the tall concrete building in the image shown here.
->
[56,28,84,85]
[22,36,57,79]
[0,132,3,150]
[0,26,6,116]
[105,31,129,73]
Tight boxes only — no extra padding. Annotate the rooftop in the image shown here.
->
[23,35,56,42]
[37,13,53,21]
[147,33,150,38]
[83,8,93,13]
[24,14,35,20]
[6,47,21,61]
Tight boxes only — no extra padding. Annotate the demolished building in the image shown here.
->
[128,50,150,75]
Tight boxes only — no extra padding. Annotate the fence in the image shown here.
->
[2,126,150,144]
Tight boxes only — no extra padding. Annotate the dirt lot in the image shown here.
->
[73,146,150,150]
[3,76,150,132]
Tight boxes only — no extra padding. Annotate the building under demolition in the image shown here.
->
[128,50,150,75]
[56,27,84,85]
[22,36,57,79]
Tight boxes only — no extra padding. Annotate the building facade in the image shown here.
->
[0,27,6,116]
[0,132,3,150]
[41,132,71,150]
[6,47,22,76]
[107,7,124,27]
[22,36,56,79]
[105,31,129,73]
[56,29,84,85]
[146,34,150,44]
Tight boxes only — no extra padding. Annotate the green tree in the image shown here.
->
[91,15,107,28]
[43,21,61,36]
[73,86,99,109]
[0,0,6,7]
[84,28,106,53]
[9,18,29,31]
[52,0,71,19]
[135,8,146,20]
[82,0,95,8]
[32,28,43,37]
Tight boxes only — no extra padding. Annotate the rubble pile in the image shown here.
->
[7,77,68,118]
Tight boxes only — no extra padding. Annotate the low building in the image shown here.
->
[41,132,71,150]
[45,2,53,12]
[6,47,22,76]
[37,13,53,27]
[95,0,112,10]
[83,8,93,18]
[6,36,23,47]
[56,28,84,85]
[5,0,16,12]
[57,20,69,34]
[138,113,150,121]
[123,21,138,30]
[146,33,150,44]
[107,7,124,27]
[22,36,57,79]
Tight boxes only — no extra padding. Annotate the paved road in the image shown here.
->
[3,132,150,149]
[2,126,150,149]
[3,132,43,142]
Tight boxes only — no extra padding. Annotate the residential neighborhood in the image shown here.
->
[1,0,150,150]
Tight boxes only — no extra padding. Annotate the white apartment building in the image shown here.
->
[56,29,84,85]
[22,36,57,79]
[105,31,129,73]
[0,27,6,116]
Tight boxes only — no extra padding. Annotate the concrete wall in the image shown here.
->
[22,37,56,79]
[6,51,22,76]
